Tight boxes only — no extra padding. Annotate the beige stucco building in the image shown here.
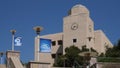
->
[34,4,113,66]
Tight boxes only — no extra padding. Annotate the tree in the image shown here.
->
[54,45,97,67]
[105,39,120,57]
[65,46,84,67]
[81,45,89,52]
[53,55,65,67]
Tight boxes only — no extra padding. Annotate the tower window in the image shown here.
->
[51,54,56,58]
[73,39,77,43]
[88,37,92,42]
[89,25,92,32]
[58,40,63,45]
[89,28,92,32]
[52,41,56,46]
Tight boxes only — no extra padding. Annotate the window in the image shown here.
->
[89,25,92,32]
[52,41,56,46]
[51,54,56,58]
[88,37,92,42]
[73,39,77,43]
[58,40,63,45]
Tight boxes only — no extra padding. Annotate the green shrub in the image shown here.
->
[97,57,120,62]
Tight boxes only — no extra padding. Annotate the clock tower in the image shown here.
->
[63,4,95,54]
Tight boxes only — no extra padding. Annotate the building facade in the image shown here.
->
[34,4,113,66]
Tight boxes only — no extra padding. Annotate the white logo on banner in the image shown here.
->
[14,37,22,46]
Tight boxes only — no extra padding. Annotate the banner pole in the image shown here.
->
[10,29,16,51]
[37,35,40,61]
[33,26,43,61]
[12,34,15,51]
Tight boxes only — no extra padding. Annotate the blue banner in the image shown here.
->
[40,38,51,53]
[14,37,22,46]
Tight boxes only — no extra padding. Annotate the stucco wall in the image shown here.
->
[0,64,6,68]
[94,30,113,53]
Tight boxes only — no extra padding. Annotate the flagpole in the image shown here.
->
[12,34,14,51]
[33,26,43,61]
[0,52,3,64]
[10,29,16,51]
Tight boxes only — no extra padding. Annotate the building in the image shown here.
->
[34,4,113,66]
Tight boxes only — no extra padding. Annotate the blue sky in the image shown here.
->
[0,0,120,63]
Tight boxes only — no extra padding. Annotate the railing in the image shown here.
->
[10,57,24,68]
[9,57,15,68]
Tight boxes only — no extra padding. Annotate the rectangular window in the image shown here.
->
[73,39,77,43]
[52,41,56,46]
[51,54,56,58]
[88,37,92,42]
[58,40,63,45]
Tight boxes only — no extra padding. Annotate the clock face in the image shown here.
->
[71,23,78,30]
